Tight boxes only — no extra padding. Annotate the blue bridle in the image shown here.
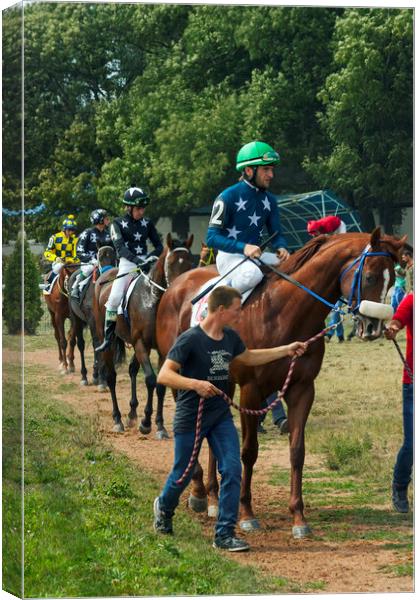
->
[339,244,393,313]
[257,243,393,316]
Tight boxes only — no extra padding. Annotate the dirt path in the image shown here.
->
[26,346,413,594]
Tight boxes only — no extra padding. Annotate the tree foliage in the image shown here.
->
[3,236,43,335]
[304,8,413,230]
[2,4,413,240]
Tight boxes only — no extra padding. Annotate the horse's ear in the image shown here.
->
[370,226,382,250]
[166,232,173,249]
[185,234,194,249]
[201,242,206,249]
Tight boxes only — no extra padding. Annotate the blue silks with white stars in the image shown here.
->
[206,180,288,254]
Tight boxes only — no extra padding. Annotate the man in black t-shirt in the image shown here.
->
[154,286,307,552]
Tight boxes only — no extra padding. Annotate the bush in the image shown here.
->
[3,235,43,334]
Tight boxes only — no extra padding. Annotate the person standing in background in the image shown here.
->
[401,247,413,294]
[384,292,413,513]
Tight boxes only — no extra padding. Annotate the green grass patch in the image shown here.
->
[20,364,298,597]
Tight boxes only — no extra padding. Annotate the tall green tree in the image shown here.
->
[304,8,413,232]
[3,235,43,335]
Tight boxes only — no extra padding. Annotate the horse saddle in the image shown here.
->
[118,273,141,317]
[42,273,59,295]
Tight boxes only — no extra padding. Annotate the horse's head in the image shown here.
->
[97,243,117,270]
[339,227,407,340]
[162,232,195,286]
[199,243,217,267]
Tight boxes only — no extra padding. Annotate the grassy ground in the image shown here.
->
[3,336,300,597]
[2,315,413,596]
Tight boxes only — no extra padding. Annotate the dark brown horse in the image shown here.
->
[94,233,195,435]
[155,229,406,537]
[68,245,117,388]
[43,263,79,374]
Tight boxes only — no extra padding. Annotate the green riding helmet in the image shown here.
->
[236,141,280,172]
[123,187,150,207]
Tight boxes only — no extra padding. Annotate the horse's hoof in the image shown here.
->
[292,525,312,539]
[139,422,151,435]
[112,422,125,433]
[59,368,67,376]
[155,428,169,440]
[97,383,107,392]
[68,366,75,374]
[80,379,88,386]
[188,494,208,513]
[125,416,138,428]
[239,518,260,532]
[92,377,99,386]
[208,504,219,518]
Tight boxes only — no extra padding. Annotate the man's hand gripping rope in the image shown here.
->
[175,320,342,486]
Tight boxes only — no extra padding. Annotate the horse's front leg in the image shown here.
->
[103,349,124,433]
[74,319,88,385]
[66,322,76,373]
[206,449,219,518]
[188,460,208,513]
[126,354,140,428]
[91,325,107,390]
[56,315,69,374]
[133,338,155,436]
[286,380,315,539]
[155,382,169,440]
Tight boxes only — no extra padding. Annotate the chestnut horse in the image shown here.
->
[94,233,194,436]
[68,244,117,388]
[43,263,79,374]
[155,229,405,537]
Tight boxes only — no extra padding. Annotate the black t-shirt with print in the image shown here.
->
[168,325,246,434]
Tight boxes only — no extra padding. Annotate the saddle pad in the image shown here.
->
[118,274,140,315]
[42,274,59,295]
[190,276,220,327]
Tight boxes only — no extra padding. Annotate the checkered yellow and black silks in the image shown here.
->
[44,231,79,263]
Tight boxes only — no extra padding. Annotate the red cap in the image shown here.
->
[307,215,342,236]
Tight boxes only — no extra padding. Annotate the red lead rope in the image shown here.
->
[175,322,337,486]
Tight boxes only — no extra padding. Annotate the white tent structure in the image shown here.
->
[277,189,363,251]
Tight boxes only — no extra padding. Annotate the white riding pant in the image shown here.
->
[52,261,64,275]
[105,257,138,312]
[216,250,279,295]
[74,263,95,291]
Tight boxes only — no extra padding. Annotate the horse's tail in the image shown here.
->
[113,336,126,367]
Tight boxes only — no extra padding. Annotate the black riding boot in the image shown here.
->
[95,319,116,352]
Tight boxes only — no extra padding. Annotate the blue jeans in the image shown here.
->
[393,383,413,489]
[391,286,405,312]
[159,417,241,538]
[326,302,344,339]
[259,392,287,425]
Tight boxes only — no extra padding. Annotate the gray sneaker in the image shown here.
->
[275,418,289,435]
[392,485,409,513]
[153,497,173,534]
[213,535,250,552]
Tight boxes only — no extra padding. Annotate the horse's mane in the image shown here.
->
[268,231,402,278]
[278,235,330,275]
